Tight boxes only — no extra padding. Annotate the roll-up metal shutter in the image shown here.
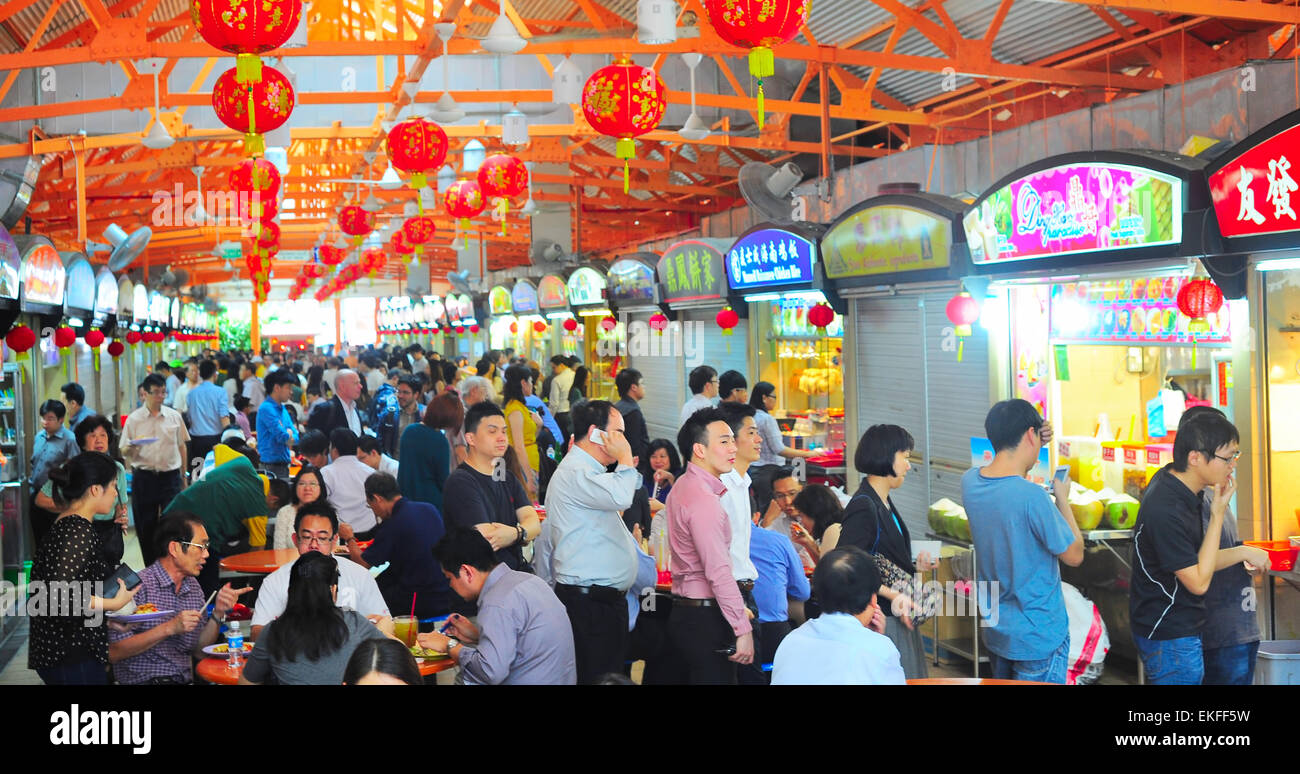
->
[920,290,990,513]
[682,307,749,404]
[98,347,118,420]
[852,295,929,537]
[74,342,95,413]
[624,310,685,444]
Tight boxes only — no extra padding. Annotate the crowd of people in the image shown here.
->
[21,342,1268,686]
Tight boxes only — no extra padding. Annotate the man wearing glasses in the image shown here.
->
[122,373,191,566]
[108,513,251,684]
[1130,410,1270,685]
[251,501,390,641]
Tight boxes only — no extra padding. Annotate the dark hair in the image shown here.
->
[293,499,339,534]
[234,395,251,412]
[408,344,424,355]
[60,382,85,406]
[983,399,1044,454]
[423,392,464,430]
[141,373,167,394]
[397,375,421,395]
[47,451,118,505]
[475,358,494,377]
[677,406,729,464]
[356,435,382,455]
[156,361,171,372]
[441,361,459,386]
[72,414,119,458]
[813,547,882,616]
[688,365,717,395]
[343,638,422,685]
[221,436,262,468]
[717,401,756,437]
[264,370,295,391]
[571,366,589,397]
[616,368,642,399]
[364,472,401,501]
[1173,411,1239,472]
[641,438,682,481]
[770,467,797,487]
[749,381,776,410]
[502,364,532,406]
[1178,405,1226,429]
[595,672,637,685]
[305,364,324,392]
[550,355,568,367]
[571,399,616,444]
[38,399,66,420]
[464,400,505,436]
[718,370,747,400]
[291,466,328,507]
[268,477,292,509]
[200,360,219,380]
[329,427,359,457]
[792,484,843,541]
[266,551,347,663]
[155,511,205,558]
[433,526,499,579]
[298,429,329,459]
[855,424,916,477]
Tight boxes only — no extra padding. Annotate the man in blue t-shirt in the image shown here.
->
[961,399,1083,684]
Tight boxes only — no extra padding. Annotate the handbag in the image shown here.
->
[93,519,125,567]
[850,491,940,627]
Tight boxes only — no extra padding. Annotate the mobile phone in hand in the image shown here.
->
[714,645,737,656]
[106,564,142,591]
[1053,465,1070,484]
[587,427,607,446]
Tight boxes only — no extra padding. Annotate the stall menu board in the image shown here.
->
[538,275,568,309]
[512,281,539,314]
[64,258,95,312]
[1208,122,1300,238]
[725,228,815,291]
[659,241,725,302]
[822,205,951,278]
[566,267,606,307]
[963,163,1182,264]
[95,270,117,318]
[770,295,844,338]
[149,291,168,324]
[489,286,513,315]
[446,293,473,323]
[130,282,146,322]
[423,296,446,327]
[21,244,66,308]
[607,259,656,303]
[0,226,20,300]
[1047,276,1230,345]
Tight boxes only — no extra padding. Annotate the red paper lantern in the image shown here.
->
[402,216,436,246]
[1176,278,1224,321]
[256,220,280,253]
[339,205,375,245]
[455,326,465,335]
[360,247,387,278]
[319,244,346,265]
[477,154,528,233]
[532,320,548,334]
[600,315,619,332]
[703,0,810,128]
[107,340,125,358]
[386,118,449,190]
[53,326,76,349]
[945,291,980,362]
[5,324,35,356]
[302,262,326,279]
[808,302,835,331]
[444,179,485,245]
[509,321,519,334]
[470,325,480,334]
[715,306,739,334]
[190,0,302,85]
[211,65,295,156]
[83,329,105,348]
[390,230,414,261]
[582,57,666,192]
[228,158,281,222]
[648,312,668,333]
[562,317,578,332]
[126,331,142,345]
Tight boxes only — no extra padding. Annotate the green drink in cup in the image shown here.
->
[392,616,417,646]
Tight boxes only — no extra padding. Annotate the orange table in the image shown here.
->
[906,678,1056,685]
[197,657,243,685]
[418,657,456,677]
[220,548,299,574]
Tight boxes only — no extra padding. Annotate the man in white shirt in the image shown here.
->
[240,362,266,411]
[172,360,200,416]
[717,402,764,683]
[320,428,379,540]
[678,365,719,427]
[249,503,390,640]
[357,434,400,478]
[772,547,905,685]
[548,355,576,444]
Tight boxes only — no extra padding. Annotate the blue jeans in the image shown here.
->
[37,659,108,686]
[1134,634,1204,685]
[1202,641,1259,686]
[988,637,1069,684]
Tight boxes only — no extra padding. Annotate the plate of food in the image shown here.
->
[409,645,449,661]
[201,642,255,657]
[107,603,174,623]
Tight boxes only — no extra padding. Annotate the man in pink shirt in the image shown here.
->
[666,406,754,684]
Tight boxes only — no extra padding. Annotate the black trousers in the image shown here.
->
[263,462,291,481]
[737,586,767,685]
[29,493,59,552]
[189,435,221,471]
[555,583,629,685]
[669,603,738,685]
[131,469,182,566]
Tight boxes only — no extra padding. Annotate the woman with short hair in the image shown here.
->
[397,393,462,510]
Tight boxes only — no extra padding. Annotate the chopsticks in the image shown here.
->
[202,587,220,619]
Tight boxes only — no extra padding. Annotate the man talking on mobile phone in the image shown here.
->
[543,400,640,684]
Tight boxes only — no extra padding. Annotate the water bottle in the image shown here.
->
[225,620,244,668]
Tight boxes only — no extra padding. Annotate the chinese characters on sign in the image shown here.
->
[724,229,815,291]
[822,205,952,279]
[1209,121,1300,239]
[963,163,1182,264]
[657,241,725,302]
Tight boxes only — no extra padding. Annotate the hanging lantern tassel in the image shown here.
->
[235,53,263,85]
[955,323,972,362]
[748,46,775,130]
[1188,317,1210,369]
[459,217,470,249]
[616,137,635,194]
[494,197,510,236]
[244,84,264,157]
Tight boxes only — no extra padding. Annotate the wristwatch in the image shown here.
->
[445,637,460,654]
[515,524,527,545]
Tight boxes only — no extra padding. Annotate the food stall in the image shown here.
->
[566,266,617,400]
[724,222,840,456]
[444,292,482,362]
[506,280,548,366]
[92,268,118,420]
[0,224,27,592]
[963,149,1218,664]
[1201,106,1300,638]
[538,274,580,362]
[60,251,96,398]
[14,235,67,408]
[487,284,515,355]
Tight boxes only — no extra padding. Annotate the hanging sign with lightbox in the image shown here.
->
[566,267,606,308]
[1205,106,1300,266]
[488,285,513,316]
[658,239,727,304]
[94,268,117,327]
[606,255,658,305]
[538,275,568,310]
[19,241,66,313]
[725,226,816,292]
[822,198,961,280]
[511,281,539,314]
[0,224,21,303]
[62,253,96,315]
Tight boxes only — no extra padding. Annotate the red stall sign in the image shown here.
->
[1209,122,1300,239]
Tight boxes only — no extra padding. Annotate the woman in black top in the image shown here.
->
[28,452,138,685]
[836,425,938,679]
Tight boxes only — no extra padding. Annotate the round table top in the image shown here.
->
[906,678,1057,685]
[418,657,456,676]
[197,657,243,685]
[220,548,299,574]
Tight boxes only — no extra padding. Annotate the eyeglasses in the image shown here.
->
[1212,451,1241,463]
[772,491,798,501]
[297,481,321,489]
[179,540,210,553]
[297,533,334,546]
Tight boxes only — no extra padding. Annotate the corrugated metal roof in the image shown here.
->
[0,0,91,54]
